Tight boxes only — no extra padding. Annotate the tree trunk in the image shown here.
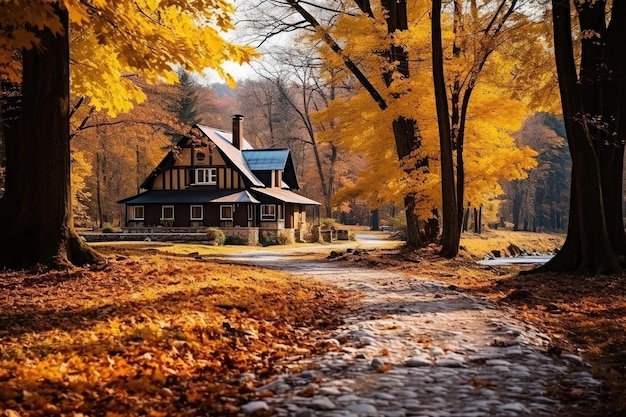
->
[0,5,104,269]
[382,0,426,249]
[530,0,620,274]
[432,0,459,258]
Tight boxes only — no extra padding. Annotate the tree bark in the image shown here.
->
[432,0,460,257]
[0,4,104,269]
[530,0,620,274]
[382,0,427,249]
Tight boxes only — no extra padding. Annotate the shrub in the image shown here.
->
[320,218,338,230]
[387,214,407,233]
[206,227,226,246]
[224,235,243,245]
[102,223,115,233]
[277,231,294,245]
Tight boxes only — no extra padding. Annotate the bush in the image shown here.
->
[277,231,294,245]
[206,227,226,246]
[387,214,407,233]
[320,218,338,230]
[224,235,243,245]
[102,223,115,233]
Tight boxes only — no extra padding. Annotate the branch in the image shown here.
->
[286,0,388,110]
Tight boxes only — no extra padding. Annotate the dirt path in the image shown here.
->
[219,234,603,417]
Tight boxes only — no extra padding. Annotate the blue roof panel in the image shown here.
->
[243,149,289,171]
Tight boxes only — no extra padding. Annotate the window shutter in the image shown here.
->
[188,168,195,184]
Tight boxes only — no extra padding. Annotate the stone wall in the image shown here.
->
[221,227,259,246]
[260,228,295,245]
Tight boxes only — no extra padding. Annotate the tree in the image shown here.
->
[0,4,99,268]
[170,69,202,129]
[432,0,541,257]
[533,0,626,274]
[502,113,570,232]
[0,1,255,268]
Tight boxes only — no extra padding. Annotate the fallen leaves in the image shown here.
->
[0,249,354,416]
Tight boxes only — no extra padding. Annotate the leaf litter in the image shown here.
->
[0,248,355,416]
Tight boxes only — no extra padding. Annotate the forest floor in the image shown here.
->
[0,230,625,416]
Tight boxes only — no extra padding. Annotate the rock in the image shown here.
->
[310,397,337,410]
[240,401,270,415]
[319,386,342,395]
[371,357,386,369]
[435,358,465,368]
[560,354,585,366]
[347,403,378,414]
[499,402,530,413]
[295,409,313,417]
[405,357,432,367]
[327,251,344,259]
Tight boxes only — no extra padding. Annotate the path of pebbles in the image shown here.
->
[229,249,602,417]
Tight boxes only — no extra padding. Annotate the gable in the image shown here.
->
[243,149,299,190]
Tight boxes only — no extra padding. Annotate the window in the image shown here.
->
[220,205,233,221]
[190,205,203,220]
[132,206,144,220]
[195,168,217,185]
[196,151,206,162]
[162,205,175,220]
[248,205,254,221]
[261,204,276,221]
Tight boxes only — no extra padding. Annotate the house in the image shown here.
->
[118,115,321,245]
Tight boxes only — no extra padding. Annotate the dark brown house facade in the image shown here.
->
[118,116,320,244]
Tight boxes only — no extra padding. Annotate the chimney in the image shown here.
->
[232,114,244,150]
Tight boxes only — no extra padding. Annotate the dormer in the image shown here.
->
[242,149,299,190]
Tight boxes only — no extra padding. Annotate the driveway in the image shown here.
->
[219,234,602,417]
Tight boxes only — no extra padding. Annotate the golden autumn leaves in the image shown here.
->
[0,249,353,416]
[0,0,257,116]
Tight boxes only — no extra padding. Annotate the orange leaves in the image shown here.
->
[0,250,352,416]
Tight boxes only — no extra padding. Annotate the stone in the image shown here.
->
[347,403,378,414]
[371,357,386,369]
[310,397,337,410]
[560,354,585,366]
[435,358,464,368]
[241,401,270,415]
[405,357,432,367]
[499,402,530,413]
[319,386,342,396]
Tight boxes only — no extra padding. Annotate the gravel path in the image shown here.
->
[223,234,602,417]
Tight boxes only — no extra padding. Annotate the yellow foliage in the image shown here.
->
[0,0,258,116]
[311,1,541,219]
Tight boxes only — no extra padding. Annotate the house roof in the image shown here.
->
[196,125,265,187]
[211,190,260,204]
[118,189,251,204]
[251,188,321,206]
[243,149,299,189]
[243,149,290,171]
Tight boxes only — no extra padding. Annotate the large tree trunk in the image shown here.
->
[0,5,104,269]
[432,0,460,258]
[531,0,621,274]
[382,0,427,249]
